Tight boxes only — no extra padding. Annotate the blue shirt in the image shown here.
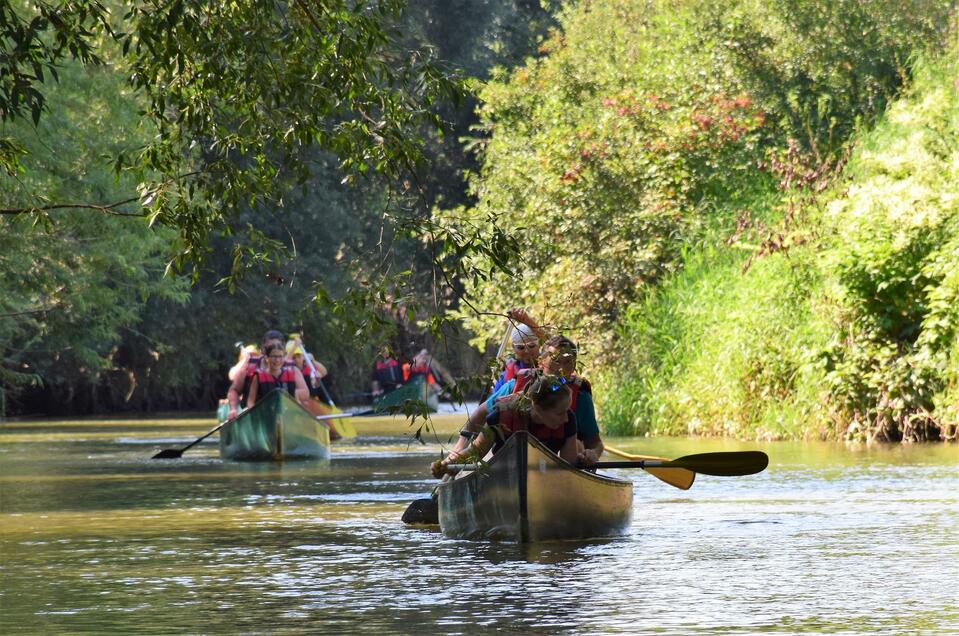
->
[486,378,600,442]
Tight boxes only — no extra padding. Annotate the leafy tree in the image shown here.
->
[2,1,556,413]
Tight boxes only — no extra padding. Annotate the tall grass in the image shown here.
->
[601,41,959,441]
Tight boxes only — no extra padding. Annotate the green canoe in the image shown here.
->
[219,389,331,461]
[372,375,439,413]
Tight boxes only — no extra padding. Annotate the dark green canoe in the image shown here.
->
[436,431,633,542]
[219,389,331,461]
[371,375,438,412]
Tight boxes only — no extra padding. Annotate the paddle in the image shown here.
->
[151,412,349,459]
[595,451,768,476]
[444,451,769,477]
[296,339,357,439]
[604,444,696,490]
[151,418,234,459]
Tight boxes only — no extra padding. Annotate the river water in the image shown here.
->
[1,414,957,635]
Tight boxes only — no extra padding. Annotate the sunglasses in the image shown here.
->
[268,354,285,360]
[514,343,538,351]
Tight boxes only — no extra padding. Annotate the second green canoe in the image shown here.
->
[219,389,331,461]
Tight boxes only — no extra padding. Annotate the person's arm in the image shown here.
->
[226,372,246,418]
[507,307,547,341]
[294,368,310,404]
[247,376,260,407]
[311,357,328,379]
[559,434,579,466]
[575,390,604,464]
[432,427,495,478]
[448,402,489,456]
[228,349,252,382]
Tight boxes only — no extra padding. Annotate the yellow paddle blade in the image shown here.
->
[325,404,357,439]
[604,445,695,490]
[305,399,357,440]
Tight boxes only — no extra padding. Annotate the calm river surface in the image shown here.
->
[1,414,957,635]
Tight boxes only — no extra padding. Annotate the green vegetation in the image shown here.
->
[452,0,957,442]
[1,1,556,414]
[2,0,956,443]
[601,43,959,443]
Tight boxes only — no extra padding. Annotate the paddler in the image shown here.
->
[245,342,310,407]
[431,373,578,476]
[448,334,604,467]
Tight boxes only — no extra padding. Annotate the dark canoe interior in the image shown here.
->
[219,389,330,461]
[437,431,633,542]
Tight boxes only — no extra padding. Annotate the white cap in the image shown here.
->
[511,323,537,345]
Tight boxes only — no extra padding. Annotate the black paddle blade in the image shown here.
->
[151,448,184,460]
[668,451,769,476]
[401,497,439,525]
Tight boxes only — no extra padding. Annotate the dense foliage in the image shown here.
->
[603,50,958,443]
[449,0,956,442]
[1,1,555,414]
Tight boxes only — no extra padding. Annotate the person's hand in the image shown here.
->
[577,448,600,466]
[372,389,384,398]
[228,407,238,420]
[507,307,530,323]
[430,459,448,478]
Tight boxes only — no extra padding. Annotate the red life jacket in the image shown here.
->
[373,358,403,388]
[512,370,591,410]
[403,362,436,385]
[244,355,263,378]
[254,363,301,397]
[502,358,524,383]
[493,395,573,453]
[237,355,265,404]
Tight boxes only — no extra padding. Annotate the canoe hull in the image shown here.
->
[219,390,331,461]
[437,432,633,542]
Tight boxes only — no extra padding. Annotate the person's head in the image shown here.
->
[264,342,286,371]
[414,348,431,367]
[525,373,572,428]
[262,329,284,350]
[510,323,539,365]
[538,335,577,378]
[285,340,306,368]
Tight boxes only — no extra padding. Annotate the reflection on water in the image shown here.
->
[1,418,957,635]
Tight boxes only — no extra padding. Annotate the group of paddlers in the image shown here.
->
[430,307,605,479]
[218,329,343,438]
[218,308,604,472]
[218,328,455,440]
[370,347,454,411]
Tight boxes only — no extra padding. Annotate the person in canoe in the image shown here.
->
[403,348,445,411]
[371,349,403,400]
[431,373,578,477]
[286,335,328,397]
[286,334,342,441]
[450,335,604,466]
[225,329,285,420]
[492,307,546,394]
[245,342,310,407]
